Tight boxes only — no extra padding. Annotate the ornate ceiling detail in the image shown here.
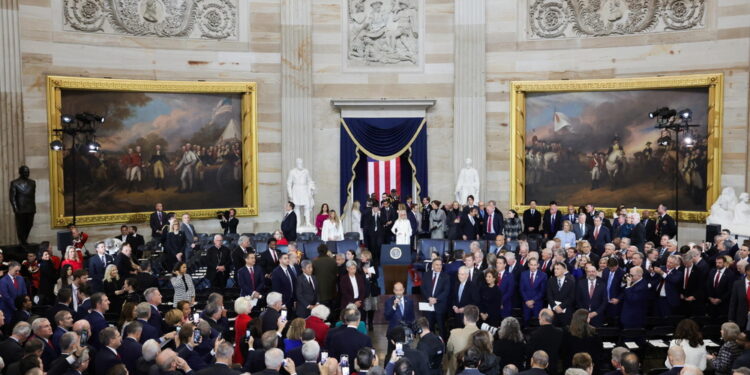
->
[528,0,705,39]
[63,0,238,40]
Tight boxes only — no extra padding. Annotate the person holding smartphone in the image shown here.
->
[175,323,208,371]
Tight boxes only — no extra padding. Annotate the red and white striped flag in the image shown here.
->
[367,157,401,199]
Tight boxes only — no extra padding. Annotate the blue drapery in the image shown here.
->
[340,117,428,210]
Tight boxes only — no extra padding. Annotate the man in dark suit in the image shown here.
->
[233,236,254,283]
[325,308,372,373]
[641,210,658,244]
[729,263,750,330]
[451,266,480,325]
[495,256,516,319]
[660,346,686,375]
[238,252,265,298]
[144,288,165,337]
[573,213,592,241]
[601,258,625,323]
[295,260,318,318]
[362,204,384,267]
[387,326,430,375]
[115,225,130,244]
[47,289,75,329]
[271,253,297,309]
[179,213,197,260]
[0,262,27,326]
[88,241,114,293]
[149,203,167,240]
[196,341,240,375]
[74,286,92,321]
[542,201,563,239]
[281,202,298,242]
[52,310,74,354]
[519,350,551,375]
[30,318,56,370]
[381,200,397,244]
[85,293,110,350]
[127,226,146,257]
[176,325,209,371]
[589,216,611,255]
[244,331,278,373]
[563,205,578,225]
[681,250,708,317]
[48,331,81,375]
[95,327,123,375]
[259,239,281,278]
[118,322,142,375]
[620,267,650,329]
[0,321,29,366]
[707,256,734,320]
[421,259,450,340]
[384,282,415,330]
[206,235,232,291]
[575,264,607,327]
[520,259,548,323]
[523,200,542,234]
[653,255,684,317]
[655,204,677,239]
[482,202,504,241]
[461,207,481,241]
[546,263,576,326]
[526,309,563,375]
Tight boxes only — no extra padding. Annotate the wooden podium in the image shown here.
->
[380,244,412,293]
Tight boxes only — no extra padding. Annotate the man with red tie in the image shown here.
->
[707,256,734,320]
[31,317,56,369]
[729,263,750,330]
[495,256,516,319]
[421,259,450,340]
[520,258,547,323]
[0,262,27,327]
[482,201,504,241]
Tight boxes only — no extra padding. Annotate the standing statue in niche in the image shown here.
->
[455,158,480,204]
[287,158,316,229]
[9,166,36,245]
[733,193,750,225]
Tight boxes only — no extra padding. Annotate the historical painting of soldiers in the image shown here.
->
[344,0,423,70]
[47,77,258,226]
[522,87,711,212]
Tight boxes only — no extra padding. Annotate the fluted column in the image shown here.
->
[280,0,313,205]
[453,0,486,200]
[1,0,26,244]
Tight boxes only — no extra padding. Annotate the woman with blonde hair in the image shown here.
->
[347,200,363,240]
[61,245,83,271]
[321,209,343,241]
[284,318,307,353]
[103,264,127,314]
[233,297,253,364]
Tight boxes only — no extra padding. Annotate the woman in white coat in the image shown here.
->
[348,200,363,241]
[322,209,344,241]
[391,206,412,245]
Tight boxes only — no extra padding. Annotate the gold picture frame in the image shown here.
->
[510,73,724,222]
[46,76,258,227]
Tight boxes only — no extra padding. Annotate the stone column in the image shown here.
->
[0,0,26,244]
[280,0,313,205]
[453,0,486,201]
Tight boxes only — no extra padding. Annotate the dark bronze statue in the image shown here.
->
[10,166,35,245]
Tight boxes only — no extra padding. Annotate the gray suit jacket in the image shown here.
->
[295,274,318,318]
[180,223,196,250]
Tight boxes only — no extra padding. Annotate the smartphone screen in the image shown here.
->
[80,330,88,345]
[395,342,404,356]
[320,351,328,364]
[193,313,199,324]
[280,310,287,322]
[193,329,201,344]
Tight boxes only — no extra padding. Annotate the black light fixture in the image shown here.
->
[49,112,105,225]
[649,106,700,240]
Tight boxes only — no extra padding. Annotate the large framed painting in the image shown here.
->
[510,74,723,222]
[46,76,258,227]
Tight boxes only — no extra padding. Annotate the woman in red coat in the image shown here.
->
[305,304,331,346]
[232,297,253,364]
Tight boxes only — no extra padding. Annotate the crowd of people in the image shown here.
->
[1,193,750,375]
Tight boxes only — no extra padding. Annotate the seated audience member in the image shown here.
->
[297,341,321,375]
[604,348,630,375]
[620,353,641,375]
[519,351,549,375]
[662,346,686,375]
[707,322,742,375]
[571,352,593,375]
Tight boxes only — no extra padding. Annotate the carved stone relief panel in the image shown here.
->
[63,0,238,40]
[527,0,705,39]
[343,0,424,71]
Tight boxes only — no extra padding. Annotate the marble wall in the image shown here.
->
[3,0,749,246]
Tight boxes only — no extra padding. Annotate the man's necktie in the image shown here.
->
[714,271,721,288]
[589,281,594,298]
[431,273,438,296]
[497,272,503,287]
[284,268,293,291]
[558,278,563,290]
[158,211,162,221]
[308,276,314,291]
[684,267,691,289]
[594,227,599,239]
[487,215,492,233]
[249,267,256,290]
[530,272,535,286]
[272,250,277,263]
[101,255,105,264]
[13,276,18,290]
[458,283,464,301]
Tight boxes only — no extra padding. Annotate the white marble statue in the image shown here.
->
[707,187,738,225]
[455,158,480,204]
[287,158,316,229]
[732,193,750,225]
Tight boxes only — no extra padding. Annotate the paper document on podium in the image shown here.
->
[419,302,435,312]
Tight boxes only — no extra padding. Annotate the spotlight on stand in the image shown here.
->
[85,140,101,153]
[84,113,105,123]
[678,109,692,120]
[683,133,695,147]
[61,114,74,124]
[649,107,677,120]
[50,140,64,151]
[657,135,671,147]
